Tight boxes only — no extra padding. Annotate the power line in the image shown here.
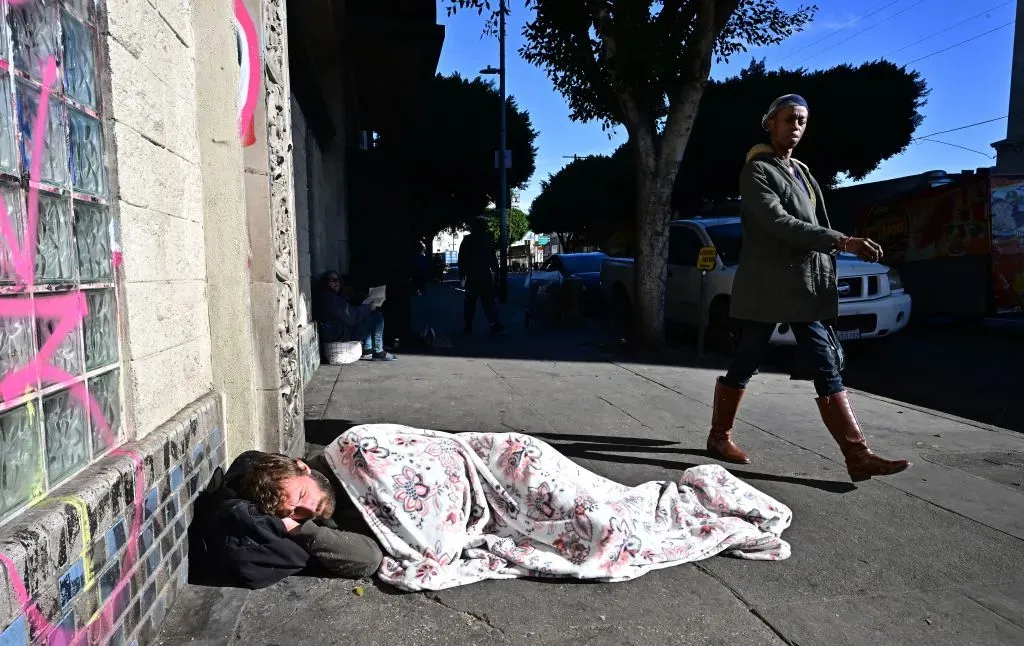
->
[916,138,995,159]
[776,0,903,63]
[903,20,1015,65]
[912,115,1009,141]
[883,1,1014,58]
[795,0,929,66]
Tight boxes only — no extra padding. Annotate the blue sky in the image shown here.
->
[436,0,1017,210]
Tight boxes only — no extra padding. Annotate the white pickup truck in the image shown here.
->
[601,216,912,345]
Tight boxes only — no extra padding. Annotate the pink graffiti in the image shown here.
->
[235,0,259,147]
[0,53,145,644]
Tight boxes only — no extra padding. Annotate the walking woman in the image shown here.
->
[707,94,910,481]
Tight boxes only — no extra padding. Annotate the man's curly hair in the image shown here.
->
[240,453,334,518]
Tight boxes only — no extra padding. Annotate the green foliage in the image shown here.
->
[446,1,816,129]
[673,59,928,211]
[528,150,634,252]
[483,206,530,245]
[406,73,539,239]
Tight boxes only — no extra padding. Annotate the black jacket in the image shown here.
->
[188,451,313,589]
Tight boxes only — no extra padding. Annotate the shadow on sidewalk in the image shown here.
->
[305,420,855,494]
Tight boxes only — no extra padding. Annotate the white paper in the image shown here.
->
[362,285,386,308]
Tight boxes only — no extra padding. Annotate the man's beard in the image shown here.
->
[310,469,337,518]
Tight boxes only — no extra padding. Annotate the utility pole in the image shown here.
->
[498,0,509,301]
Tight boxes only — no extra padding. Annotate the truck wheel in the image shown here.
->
[710,297,739,355]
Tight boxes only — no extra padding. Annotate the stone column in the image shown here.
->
[994,0,1024,171]
[190,0,258,458]
[252,0,304,455]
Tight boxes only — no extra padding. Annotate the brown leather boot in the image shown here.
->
[706,378,750,464]
[816,391,911,481]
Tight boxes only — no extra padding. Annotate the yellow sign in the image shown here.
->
[697,246,717,270]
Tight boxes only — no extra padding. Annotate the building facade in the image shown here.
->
[0,1,442,644]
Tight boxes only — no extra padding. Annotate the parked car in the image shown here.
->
[601,216,912,345]
[538,252,608,291]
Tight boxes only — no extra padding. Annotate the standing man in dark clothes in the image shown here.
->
[188,451,383,589]
[458,216,504,335]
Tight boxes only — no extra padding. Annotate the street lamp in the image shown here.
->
[478,0,508,302]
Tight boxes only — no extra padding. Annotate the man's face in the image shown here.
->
[769,105,809,150]
[326,275,341,293]
[276,461,334,521]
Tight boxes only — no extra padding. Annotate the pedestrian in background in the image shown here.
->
[458,216,504,336]
[706,94,910,482]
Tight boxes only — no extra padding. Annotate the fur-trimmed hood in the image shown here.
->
[746,143,774,162]
[745,144,811,173]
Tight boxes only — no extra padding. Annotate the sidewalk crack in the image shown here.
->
[693,563,794,645]
[423,592,507,636]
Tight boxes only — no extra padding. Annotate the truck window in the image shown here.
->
[668,227,702,266]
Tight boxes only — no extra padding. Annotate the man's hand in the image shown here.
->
[843,237,884,263]
[282,517,302,534]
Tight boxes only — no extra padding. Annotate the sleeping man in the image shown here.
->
[188,450,384,590]
[191,424,793,592]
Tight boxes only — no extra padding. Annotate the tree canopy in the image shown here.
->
[446,0,817,344]
[673,59,927,211]
[405,73,538,240]
[484,206,530,245]
[529,60,926,251]
[528,151,634,252]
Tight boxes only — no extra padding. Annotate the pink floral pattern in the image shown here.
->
[324,424,792,592]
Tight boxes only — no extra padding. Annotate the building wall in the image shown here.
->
[106,0,213,439]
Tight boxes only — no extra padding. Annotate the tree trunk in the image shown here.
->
[633,161,673,347]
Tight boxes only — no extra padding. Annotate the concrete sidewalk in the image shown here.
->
[158,287,1024,646]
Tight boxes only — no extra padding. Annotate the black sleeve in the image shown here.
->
[213,500,312,590]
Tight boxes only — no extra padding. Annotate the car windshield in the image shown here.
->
[704,223,743,266]
[559,254,606,274]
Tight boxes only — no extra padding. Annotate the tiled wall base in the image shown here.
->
[0,393,224,646]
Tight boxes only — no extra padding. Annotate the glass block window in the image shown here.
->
[0,1,119,524]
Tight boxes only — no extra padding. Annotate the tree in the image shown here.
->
[673,59,927,211]
[405,73,539,240]
[483,206,530,247]
[528,151,634,252]
[446,1,815,345]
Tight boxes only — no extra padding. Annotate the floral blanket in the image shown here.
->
[324,424,792,591]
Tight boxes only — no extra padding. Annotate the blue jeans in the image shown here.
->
[723,320,844,397]
[351,310,384,353]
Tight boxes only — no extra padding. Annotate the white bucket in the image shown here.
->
[324,341,363,365]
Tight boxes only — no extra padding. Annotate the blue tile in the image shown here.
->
[57,560,86,609]
[140,583,156,615]
[191,442,205,467]
[169,464,184,491]
[107,625,125,646]
[46,611,74,646]
[210,426,222,449]
[105,518,127,559]
[129,640,137,646]
[163,496,179,528]
[99,561,121,603]
[146,541,161,574]
[0,616,27,646]
[139,523,154,553]
[144,487,159,520]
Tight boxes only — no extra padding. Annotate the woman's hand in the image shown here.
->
[841,237,884,263]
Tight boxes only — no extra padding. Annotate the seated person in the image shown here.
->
[313,271,396,362]
[189,450,383,590]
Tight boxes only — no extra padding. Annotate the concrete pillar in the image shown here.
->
[247,0,305,456]
[994,0,1024,171]
[190,0,259,458]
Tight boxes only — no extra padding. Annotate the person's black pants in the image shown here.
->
[464,276,499,330]
[722,320,844,397]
